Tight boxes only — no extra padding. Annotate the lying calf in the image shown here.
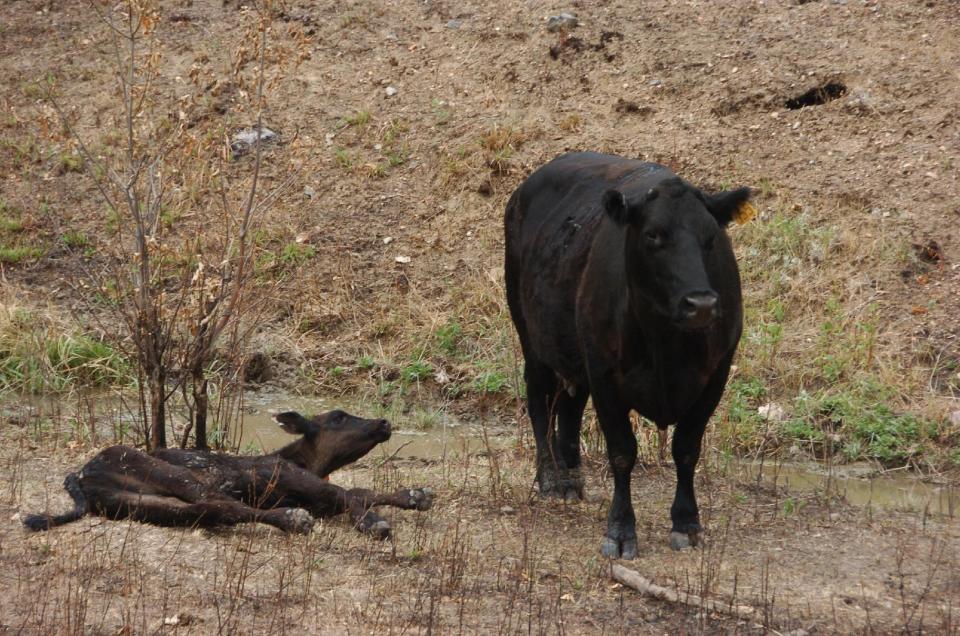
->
[23,410,432,537]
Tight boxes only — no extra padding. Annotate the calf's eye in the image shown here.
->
[645,231,662,247]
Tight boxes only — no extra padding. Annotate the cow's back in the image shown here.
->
[504,153,666,381]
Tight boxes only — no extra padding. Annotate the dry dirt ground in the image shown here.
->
[2,0,960,633]
[2,419,959,635]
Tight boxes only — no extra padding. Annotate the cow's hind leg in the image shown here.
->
[555,388,589,501]
[523,359,571,498]
[101,492,314,534]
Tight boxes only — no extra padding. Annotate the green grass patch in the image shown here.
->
[61,230,89,249]
[0,306,131,394]
[0,246,43,264]
[344,111,372,127]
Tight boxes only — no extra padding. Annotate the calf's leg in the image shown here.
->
[99,491,315,534]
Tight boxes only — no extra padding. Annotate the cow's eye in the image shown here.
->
[645,230,663,247]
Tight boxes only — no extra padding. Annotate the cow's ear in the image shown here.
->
[603,189,635,225]
[704,187,753,227]
[274,411,318,437]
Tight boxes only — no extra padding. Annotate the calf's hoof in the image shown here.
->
[601,535,638,560]
[410,488,434,511]
[357,513,392,539]
[669,529,702,551]
[368,519,391,540]
[285,508,315,534]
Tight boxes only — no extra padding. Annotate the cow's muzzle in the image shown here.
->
[677,291,719,329]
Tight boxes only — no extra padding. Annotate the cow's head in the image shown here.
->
[272,410,391,478]
[602,177,750,329]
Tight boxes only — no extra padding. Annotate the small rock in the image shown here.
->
[546,12,578,32]
[230,126,279,158]
[383,236,394,245]
[385,86,398,97]
[949,410,960,427]
[395,255,411,264]
[446,19,461,29]
[758,403,787,422]
[324,132,335,146]
[434,368,450,384]
[500,505,515,515]
[303,185,316,198]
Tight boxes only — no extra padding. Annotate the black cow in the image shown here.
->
[504,152,749,558]
[23,410,433,537]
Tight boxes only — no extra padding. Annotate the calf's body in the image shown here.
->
[24,410,432,537]
[504,152,749,558]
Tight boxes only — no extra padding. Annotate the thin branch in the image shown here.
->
[611,564,759,623]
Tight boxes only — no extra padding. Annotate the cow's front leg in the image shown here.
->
[669,422,705,550]
[595,399,638,560]
[670,352,734,550]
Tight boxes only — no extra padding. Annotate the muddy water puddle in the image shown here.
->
[722,458,957,516]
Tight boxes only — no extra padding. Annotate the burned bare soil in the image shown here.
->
[2,0,960,633]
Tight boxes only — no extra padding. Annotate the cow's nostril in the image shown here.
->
[680,293,719,323]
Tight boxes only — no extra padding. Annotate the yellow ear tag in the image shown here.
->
[732,201,757,225]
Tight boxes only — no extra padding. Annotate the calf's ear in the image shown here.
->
[704,187,753,227]
[274,411,318,437]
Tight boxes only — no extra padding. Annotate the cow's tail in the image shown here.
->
[22,471,88,531]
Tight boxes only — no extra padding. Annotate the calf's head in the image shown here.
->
[603,177,751,329]
[272,409,391,477]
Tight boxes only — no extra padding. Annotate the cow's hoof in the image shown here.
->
[563,483,584,502]
[285,508,315,534]
[669,530,701,551]
[538,469,584,501]
[601,536,638,560]
[410,488,434,511]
